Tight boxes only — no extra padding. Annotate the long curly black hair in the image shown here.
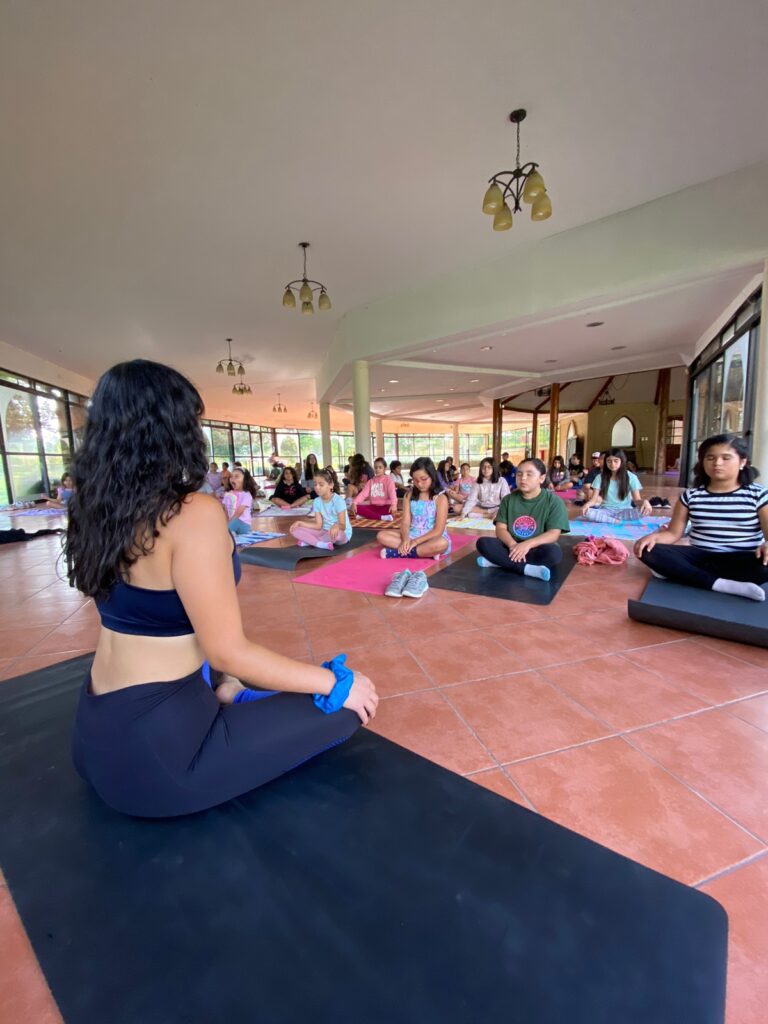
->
[65,360,209,597]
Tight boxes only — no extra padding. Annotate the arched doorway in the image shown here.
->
[611,416,635,449]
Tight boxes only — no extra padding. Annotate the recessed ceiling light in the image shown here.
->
[481,345,493,351]
[448,387,456,391]
[586,321,604,328]
[469,378,480,383]
[379,387,386,392]
[544,359,558,364]
[436,399,444,403]
[388,379,399,383]
[610,345,627,350]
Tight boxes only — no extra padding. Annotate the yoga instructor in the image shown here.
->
[66,360,377,817]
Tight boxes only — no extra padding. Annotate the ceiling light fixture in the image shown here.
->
[282,243,332,315]
[272,392,287,414]
[388,379,399,384]
[586,321,604,328]
[611,345,627,350]
[307,399,318,420]
[598,383,616,407]
[232,380,252,396]
[215,338,245,377]
[482,109,552,231]
[481,345,493,351]
[469,378,480,383]
[544,359,558,364]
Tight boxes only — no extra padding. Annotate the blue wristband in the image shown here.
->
[314,653,354,713]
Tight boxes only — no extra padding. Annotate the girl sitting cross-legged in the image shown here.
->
[447,462,475,510]
[271,466,310,508]
[289,468,352,550]
[222,467,258,535]
[463,458,510,518]
[476,458,570,582]
[581,447,652,522]
[377,457,451,560]
[634,433,768,602]
[352,457,398,521]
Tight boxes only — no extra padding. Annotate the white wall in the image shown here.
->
[0,341,93,395]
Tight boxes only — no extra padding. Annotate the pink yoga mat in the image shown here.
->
[294,533,478,595]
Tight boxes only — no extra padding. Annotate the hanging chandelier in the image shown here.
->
[482,109,552,231]
[281,243,332,315]
[232,381,252,396]
[307,399,318,420]
[273,393,287,414]
[215,338,245,376]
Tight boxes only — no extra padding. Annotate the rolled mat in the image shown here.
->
[0,655,727,1023]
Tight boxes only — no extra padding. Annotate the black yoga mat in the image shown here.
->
[431,535,579,605]
[238,528,371,568]
[629,576,768,647]
[0,655,727,1024]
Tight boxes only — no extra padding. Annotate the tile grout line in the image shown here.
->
[619,731,768,847]
[693,846,768,889]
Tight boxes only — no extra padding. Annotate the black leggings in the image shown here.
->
[476,536,563,574]
[640,545,768,590]
[72,669,359,818]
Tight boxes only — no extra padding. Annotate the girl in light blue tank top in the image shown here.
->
[377,456,451,560]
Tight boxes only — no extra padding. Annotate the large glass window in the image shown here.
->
[1,385,46,499]
[686,289,760,478]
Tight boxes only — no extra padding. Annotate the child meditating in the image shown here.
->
[463,458,510,518]
[476,458,569,581]
[447,462,475,510]
[272,466,310,508]
[222,467,258,535]
[377,457,450,559]
[352,457,397,520]
[634,433,768,601]
[581,447,651,522]
[289,467,352,550]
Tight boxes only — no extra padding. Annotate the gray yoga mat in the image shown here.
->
[239,529,372,569]
[629,576,768,647]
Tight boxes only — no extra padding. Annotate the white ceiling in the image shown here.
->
[1,0,767,425]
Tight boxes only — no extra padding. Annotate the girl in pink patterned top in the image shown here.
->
[353,458,398,521]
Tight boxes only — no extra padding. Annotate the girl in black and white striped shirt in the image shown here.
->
[634,434,768,601]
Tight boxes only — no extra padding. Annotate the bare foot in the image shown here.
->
[215,674,246,704]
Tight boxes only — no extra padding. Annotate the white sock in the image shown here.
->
[649,569,667,580]
[713,578,766,602]
[296,540,309,547]
[476,556,495,568]
[381,514,393,521]
[318,541,334,551]
[523,564,551,582]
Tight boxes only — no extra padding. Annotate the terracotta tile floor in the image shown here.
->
[1,501,767,1022]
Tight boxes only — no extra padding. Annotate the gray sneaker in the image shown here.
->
[385,569,412,598]
[402,570,429,599]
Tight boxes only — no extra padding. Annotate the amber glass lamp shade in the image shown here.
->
[482,182,504,214]
[522,170,545,203]
[531,191,552,221]
[492,203,513,231]
[282,288,296,309]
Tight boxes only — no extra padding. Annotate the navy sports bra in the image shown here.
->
[96,542,241,637]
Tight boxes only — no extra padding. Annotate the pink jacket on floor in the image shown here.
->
[355,475,397,506]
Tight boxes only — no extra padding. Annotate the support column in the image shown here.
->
[375,417,384,459]
[452,423,460,464]
[531,412,539,459]
[492,399,503,463]
[547,384,560,465]
[654,367,671,476]
[269,427,278,457]
[352,360,371,461]
[319,401,332,468]
[750,261,768,474]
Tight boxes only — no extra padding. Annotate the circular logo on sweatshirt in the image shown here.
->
[512,515,537,539]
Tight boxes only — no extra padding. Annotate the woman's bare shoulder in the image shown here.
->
[168,493,227,532]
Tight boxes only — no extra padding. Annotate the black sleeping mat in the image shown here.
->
[0,655,727,1024]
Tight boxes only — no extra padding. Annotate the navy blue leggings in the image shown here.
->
[72,669,359,818]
